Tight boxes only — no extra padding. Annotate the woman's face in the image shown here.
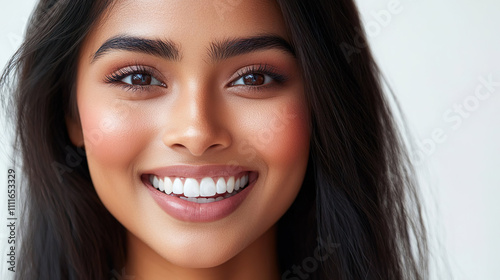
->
[71,0,310,269]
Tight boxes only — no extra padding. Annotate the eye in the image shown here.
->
[121,73,163,86]
[232,73,273,86]
[229,64,287,89]
[104,65,166,91]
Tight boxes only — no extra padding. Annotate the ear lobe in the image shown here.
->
[66,116,84,147]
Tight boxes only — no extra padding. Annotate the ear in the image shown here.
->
[66,116,84,147]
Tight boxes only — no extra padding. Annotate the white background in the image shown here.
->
[1,0,499,279]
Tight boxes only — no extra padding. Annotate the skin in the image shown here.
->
[68,0,310,279]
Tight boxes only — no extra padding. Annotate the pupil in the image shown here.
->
[243,74,264,85]
[132,74,152,85]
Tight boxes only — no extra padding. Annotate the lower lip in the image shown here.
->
[144,177,255,223]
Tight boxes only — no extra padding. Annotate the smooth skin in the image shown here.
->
[68,0,310,279]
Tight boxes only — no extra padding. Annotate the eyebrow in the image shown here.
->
[91,34,295,63]
[208,34,295,61]
[92,35,180,62]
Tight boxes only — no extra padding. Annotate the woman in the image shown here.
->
[1,0,428,279]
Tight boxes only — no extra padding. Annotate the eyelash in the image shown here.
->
[104,65,163,92]
[104,63,288,93]
[232,64,287,88]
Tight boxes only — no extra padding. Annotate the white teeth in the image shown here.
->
[184,178,200,198]
[235,178,241,191]
[216,177,226,194]
[153,176,159,189]
[227,176,235,193]
[149,173,251,202]
[172,178,183,194]
[164,177,173,194]
[200,177,216,197]
[158,178,165,192]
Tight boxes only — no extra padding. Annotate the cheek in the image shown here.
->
[266,104,309,164]
[78,97,151,167]
[236,99,310,231]
[76,91,157,219]
[246,101,310,169]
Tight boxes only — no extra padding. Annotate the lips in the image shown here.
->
[142,165,258,222]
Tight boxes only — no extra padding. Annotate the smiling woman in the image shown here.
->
[71,2,309,277]
[1,0,427,280]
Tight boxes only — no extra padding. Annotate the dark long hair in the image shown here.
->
[275,1,427,279]
[1,0,428,279]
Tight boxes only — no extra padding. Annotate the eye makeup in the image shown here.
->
[104,64,167,92]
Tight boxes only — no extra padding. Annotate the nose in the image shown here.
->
[162,87,232,157]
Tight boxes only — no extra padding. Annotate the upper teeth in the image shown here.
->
[149,174,249,198]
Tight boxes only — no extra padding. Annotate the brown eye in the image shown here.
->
[243,73,265,85]
[131,74,152,85]
[233,73,272,86]
[121,73,163,86]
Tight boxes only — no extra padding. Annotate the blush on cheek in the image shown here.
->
[79,100,150,166]
[252,104,310,164]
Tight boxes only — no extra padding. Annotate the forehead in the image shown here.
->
[84,0,288,57]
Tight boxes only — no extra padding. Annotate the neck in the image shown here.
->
[125,225,280,280]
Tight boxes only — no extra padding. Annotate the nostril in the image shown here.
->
[208,143,223,150]
[162,122,232,156]
[168,142,228,157]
